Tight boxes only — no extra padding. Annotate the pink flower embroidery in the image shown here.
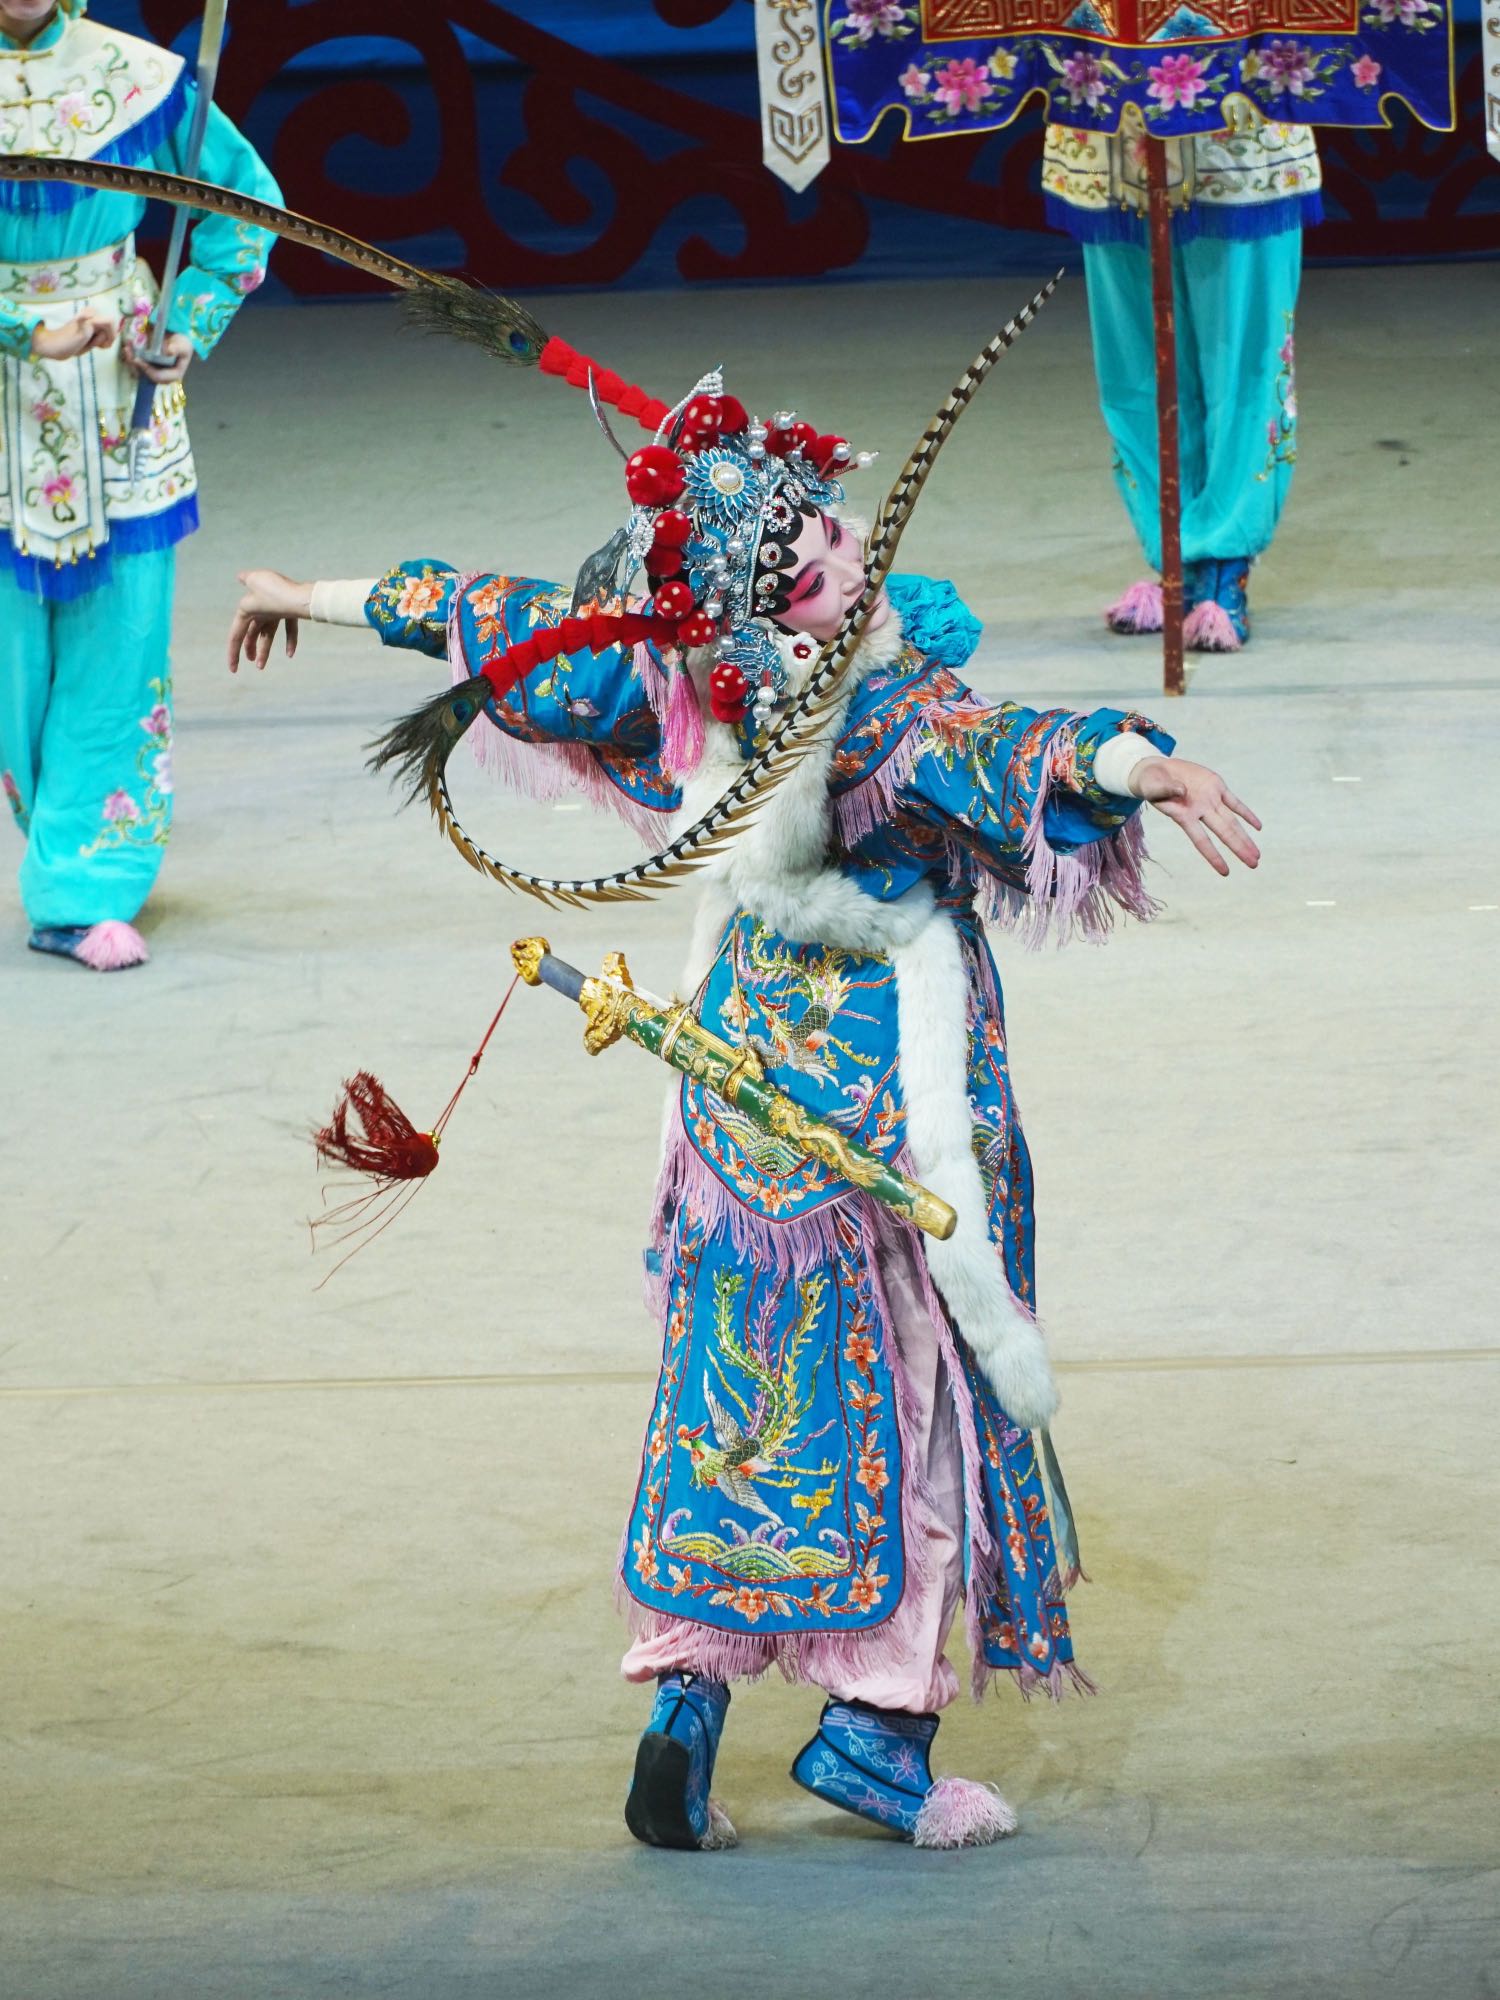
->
[30,399,60,423]
[1259,39,1315,94]
[141,702,171,739]
[30,270,60,295]
[1061,50,1107,108]
[1367,0,1430,20]
[1146,52,1211,110]
[1351,53,1383,85]
[103,789,138,823]
[898,61,931,98]
[842,0,908,39]
[234,266,266,295]
[42,473,74,503]
[932,56,994,114]
[151,748,173,797]
[55,91,90,131]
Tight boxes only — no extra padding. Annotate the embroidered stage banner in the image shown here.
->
[826,0,1456,138]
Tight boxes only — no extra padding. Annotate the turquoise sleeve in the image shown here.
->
[160,95,280,357]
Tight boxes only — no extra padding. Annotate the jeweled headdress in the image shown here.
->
[572,362,874,726]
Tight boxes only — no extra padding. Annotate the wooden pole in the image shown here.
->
[1145,135,1186,699]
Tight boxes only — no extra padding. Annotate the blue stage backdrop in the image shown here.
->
[117,0,1497,294]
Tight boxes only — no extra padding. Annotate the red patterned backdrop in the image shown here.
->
[137,0,1500,291]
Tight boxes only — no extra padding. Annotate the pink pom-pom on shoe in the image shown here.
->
[1183,599,1243,653]
[911,1776,1019,1850]
[1103,580,1163,635]
[74,920,149,971]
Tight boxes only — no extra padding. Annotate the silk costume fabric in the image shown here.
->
[364,562,1173,1702]
[0,6,277,926]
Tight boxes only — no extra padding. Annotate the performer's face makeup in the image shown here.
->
[776,511,889,644]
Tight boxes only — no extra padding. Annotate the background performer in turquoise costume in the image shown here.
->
[228,345,1261,1852]
[1044,103,1319,653]
[0,0,277,970]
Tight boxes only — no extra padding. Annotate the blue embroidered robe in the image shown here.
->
[365,562,1173,1691]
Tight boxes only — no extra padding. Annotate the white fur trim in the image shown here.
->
[891,908,1059,1430]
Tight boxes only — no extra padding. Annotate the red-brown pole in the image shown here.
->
[1145,135,1186,699]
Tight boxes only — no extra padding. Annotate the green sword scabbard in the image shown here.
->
[511,937,956,1241]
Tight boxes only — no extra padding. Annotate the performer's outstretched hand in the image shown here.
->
[1129,756,1261,876]
[229,569,311,672]
[122,330,194,385]
[30,311,116,361]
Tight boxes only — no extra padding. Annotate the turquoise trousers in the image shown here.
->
[0,549,174,928]
[1082,229,1303,571]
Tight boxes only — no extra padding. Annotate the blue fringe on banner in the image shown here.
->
[1046,189,1323,247]
[0,69,191,214]
[5,492,198,600]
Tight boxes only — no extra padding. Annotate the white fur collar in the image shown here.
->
[676,607,911,966]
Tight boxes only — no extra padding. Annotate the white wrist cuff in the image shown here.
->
[309,578,380,627]
[1093,732,1159,798]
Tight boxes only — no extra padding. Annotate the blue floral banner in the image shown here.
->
[826,0,1455,138]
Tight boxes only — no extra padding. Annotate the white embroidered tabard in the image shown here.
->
[1043,97,1322,220]
[0,20,197,569]
[0,237,196,569]
[0,18,182,163]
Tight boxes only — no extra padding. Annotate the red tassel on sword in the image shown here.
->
[308,974,520,1282]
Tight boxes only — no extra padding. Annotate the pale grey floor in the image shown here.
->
[1,263,1497,2000]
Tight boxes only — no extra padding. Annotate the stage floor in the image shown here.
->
[2,260,1497,2000]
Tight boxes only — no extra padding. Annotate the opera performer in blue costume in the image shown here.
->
[0,0,276,969]
[228,357,1262,1850]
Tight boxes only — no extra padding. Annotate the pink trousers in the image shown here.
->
[621,1236,968,1713]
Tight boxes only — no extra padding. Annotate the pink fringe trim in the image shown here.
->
[655,1099,858,1278]
[912,1776,1018,1849]
[1104,579,1163,634]
[661,665,705,778]
[831,713,1160,951]
[446,581,668,843]
[75,920,149,970]
[1183,599,1244,652]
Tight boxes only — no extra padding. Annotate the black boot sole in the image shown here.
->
[625,1730,701,1851]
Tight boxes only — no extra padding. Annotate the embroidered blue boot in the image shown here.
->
[1184,557,1251,651]
[791,1700,1017,1849]
[625,1673,737,1852]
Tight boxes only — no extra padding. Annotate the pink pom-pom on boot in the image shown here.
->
[912,1776,1019,1850]
[1103,579,1163,634]
[1183,599,1243,652]
[74,920,150,971]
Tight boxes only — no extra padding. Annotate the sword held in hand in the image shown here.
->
[128,0,228,472]
[511,937,957,1242]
